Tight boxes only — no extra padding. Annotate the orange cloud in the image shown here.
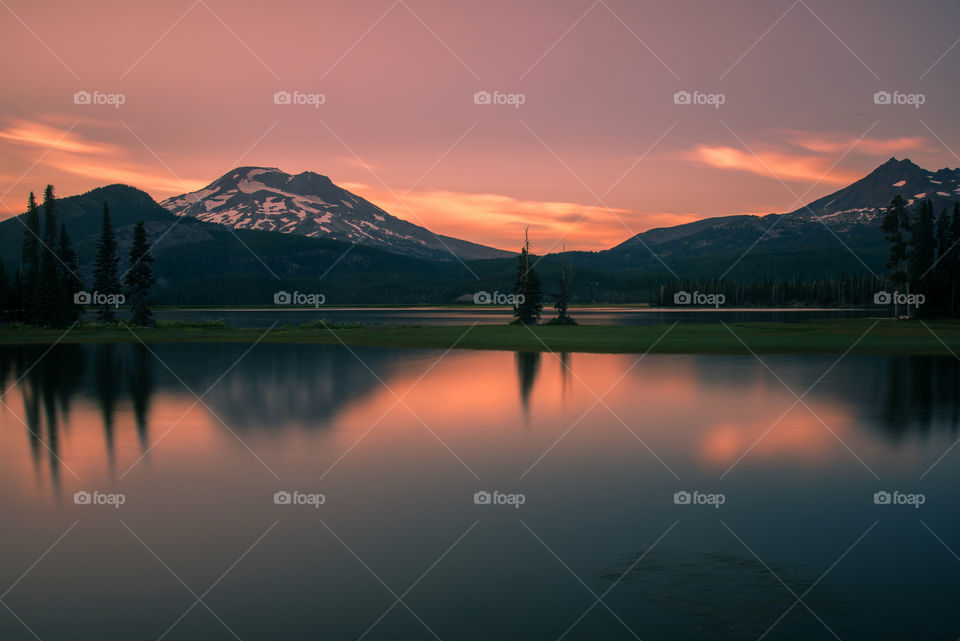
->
[0,119,118,155]
[0,118,207,210]
[342,183,702,251]
[690,145,861,185]
[43,152,207,195]
[787,133,933,156]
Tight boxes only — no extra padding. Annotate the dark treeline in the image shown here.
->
[0,187,155,327]
[653,197,960,315]
[1,186,83,326]
[653,274,887,307]
[881,196,960,317]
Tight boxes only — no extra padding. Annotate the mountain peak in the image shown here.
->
[791,158,960,219]
[286,170,334,192]
[159,167,511,260]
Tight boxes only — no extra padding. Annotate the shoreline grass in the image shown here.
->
[1,319,959,355]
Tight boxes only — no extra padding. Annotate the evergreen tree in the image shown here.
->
[36,185,63,326]
[951,202,960,316]
[57,224,83,323]
[10,269,24,322]
[124,221,155,326]
[935,207,953,315]
[882,195,910,317]
[0,260,8,319]
[512,228,543,325]
[908,199,936,316]
[92,203,121,323]
[547,253,576,325]
[19,192,40,317]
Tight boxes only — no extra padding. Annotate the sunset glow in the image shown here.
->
[2,0,957,250]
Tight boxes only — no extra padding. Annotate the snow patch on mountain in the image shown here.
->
[160,166,511,260]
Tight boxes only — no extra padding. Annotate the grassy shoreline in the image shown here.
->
[1,319,959,354]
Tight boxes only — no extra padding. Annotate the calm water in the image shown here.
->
[137,306,877,327]
[1,342,959,640]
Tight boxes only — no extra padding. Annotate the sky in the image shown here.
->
[1,0,959,252]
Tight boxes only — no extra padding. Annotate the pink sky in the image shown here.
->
[1,0,958,251]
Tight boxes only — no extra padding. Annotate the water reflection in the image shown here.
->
[2,343,960,640]
[2,343,959,484]
[515,351,541,411]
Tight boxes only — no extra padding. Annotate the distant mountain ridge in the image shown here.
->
[789,157,960,220]
[160,167,511,261]
[606,158,960,280]
[2,157,958,304]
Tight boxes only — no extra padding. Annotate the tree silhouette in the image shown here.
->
[35,185,63,326]
[92,203,121,322]
[882,195,910,317]
[57,223,82,324]
[512,228,543,325]
[547,252,576,325]
[125,221,155,326]
[19,192,40,319]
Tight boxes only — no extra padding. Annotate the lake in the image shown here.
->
[132,306,879,327]
[1,341,958,640]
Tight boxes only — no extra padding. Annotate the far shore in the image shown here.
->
[1,319,956,355]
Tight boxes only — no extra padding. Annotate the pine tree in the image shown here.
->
[512,228,543,325]
[124,221,155,326]
[882,195,910,317]
[935,207,953,315]
[547,252,576,325]
[10,269,24,322]
[0,260,8,319]
[57,224,82,323]
[951,202,960,316]
[36,185,63,326]
[92,203,121,323]
[908,199,936,317]
[19,192,40,318]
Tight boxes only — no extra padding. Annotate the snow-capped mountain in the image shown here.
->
[607,158,960,278]
[789,157,960,223]
[160,167,511,260]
